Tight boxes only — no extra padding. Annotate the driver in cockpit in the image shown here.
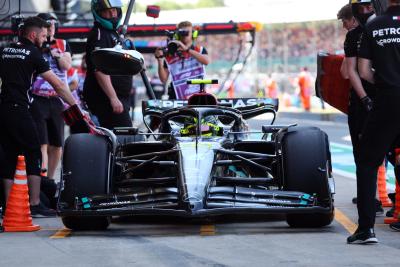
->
[180,116,222,137]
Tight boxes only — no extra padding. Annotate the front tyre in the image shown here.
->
[282,126,334,227]
[59,133,112,230]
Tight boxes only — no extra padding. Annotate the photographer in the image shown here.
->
[30,12,72,181]
[155,21,210,100]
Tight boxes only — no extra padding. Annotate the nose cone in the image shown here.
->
[179,142,221,212]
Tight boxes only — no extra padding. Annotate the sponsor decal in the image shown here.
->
[372,27,400,37]
[372,27,400,46]
[376,37,400,47]
[145,98,277,109]
[3,47,31,55]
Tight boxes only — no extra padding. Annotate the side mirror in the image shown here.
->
[146,5,160,18]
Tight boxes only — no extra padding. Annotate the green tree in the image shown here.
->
[197,0,225,8]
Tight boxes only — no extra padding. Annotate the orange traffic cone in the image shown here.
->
[377,163,392,207]
[3,155,40,232]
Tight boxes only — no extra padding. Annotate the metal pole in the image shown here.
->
[141,70,156,99]
[121,0,136,36]
[120,0,156,99]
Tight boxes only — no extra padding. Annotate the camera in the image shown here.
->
[163,29,190,56]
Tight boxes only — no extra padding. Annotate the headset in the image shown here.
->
[173,29,199,41]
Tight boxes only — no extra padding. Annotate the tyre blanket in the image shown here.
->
[316,53,350,114]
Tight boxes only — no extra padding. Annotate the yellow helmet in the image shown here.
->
[180,117,221,137]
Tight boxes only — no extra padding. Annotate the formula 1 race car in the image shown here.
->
[58,78,335,230]
[56,5,334,229]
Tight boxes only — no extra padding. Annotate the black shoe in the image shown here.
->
[347,228,378,244]
[386,193,396,217]
[386,207,395,217]
[375,200,384,217]
[389,221,400,232]
[30,203,57,218]
[388,193,395,203]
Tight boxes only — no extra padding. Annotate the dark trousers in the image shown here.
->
[93,97,132,130]
[0,103,42,179]
[348,90,369,162]
[356,93,400,229]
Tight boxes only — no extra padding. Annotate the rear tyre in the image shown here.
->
[282,126,334,228]
[59,133,111,230]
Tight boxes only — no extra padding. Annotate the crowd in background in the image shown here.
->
[141,20,345,76]
[129,19,346,108]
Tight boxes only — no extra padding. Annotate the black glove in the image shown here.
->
[360,96,373,112]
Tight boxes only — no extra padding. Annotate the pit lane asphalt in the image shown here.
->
[0,110,399,267]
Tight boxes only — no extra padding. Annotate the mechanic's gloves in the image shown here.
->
[62,104,103,135]
[360,96,373,112]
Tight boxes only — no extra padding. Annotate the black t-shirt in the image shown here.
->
[0,38,50,106]
[83,22,133,106]
[358,6,400,92]
[344,26,363,58]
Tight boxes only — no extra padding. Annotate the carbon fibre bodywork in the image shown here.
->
[58,98,334,228]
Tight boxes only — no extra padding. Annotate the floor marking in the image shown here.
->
[200,224,216,236]
[50,228,71,239]
[335,208,357,234]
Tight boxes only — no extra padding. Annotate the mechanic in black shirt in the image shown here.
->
[83,0,133,130]
[0,16,77,217]
[344,1,375,145]
[342,1,386,215]
[347,0,400,243]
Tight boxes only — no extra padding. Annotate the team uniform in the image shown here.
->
[356,5,400,231]
[0,38,50,179]
[344,25,377,162]
[163,45,208,99]
[30,39,71,148]
[83,21,133,129]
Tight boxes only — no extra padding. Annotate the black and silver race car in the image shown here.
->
[58,78,334,230]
